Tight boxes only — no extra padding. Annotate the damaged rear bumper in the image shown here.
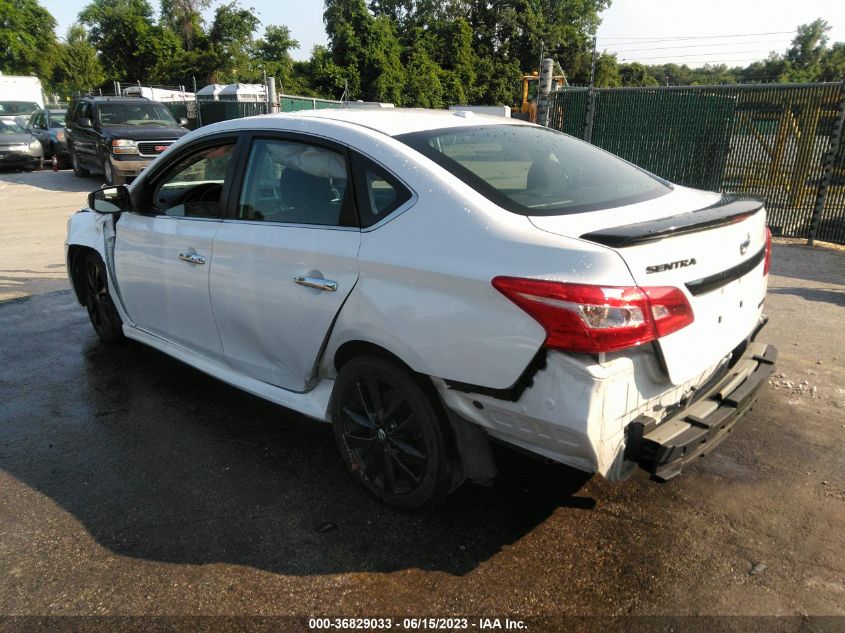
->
[624,341,777,482]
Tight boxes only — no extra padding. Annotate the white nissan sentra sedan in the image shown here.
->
[66,109,777,509]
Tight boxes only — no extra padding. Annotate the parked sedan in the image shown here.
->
[0,117,43,170]
[65,109,776,509]
[27,108,70,168]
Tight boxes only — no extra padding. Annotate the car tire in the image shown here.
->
[331,356,455,510]
[72,151,90,177]
[102,159,123,186]
[80,251,124,343]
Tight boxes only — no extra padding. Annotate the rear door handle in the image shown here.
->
[178,253,206,265]
[294,276,337,292]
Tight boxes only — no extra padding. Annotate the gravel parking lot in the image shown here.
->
[1,170,844,630]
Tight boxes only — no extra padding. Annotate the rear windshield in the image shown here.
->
[98,102,177,127]
[395,124,671,215]
[49,112,66,128]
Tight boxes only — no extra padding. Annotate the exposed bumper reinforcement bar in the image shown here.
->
[624,341,777,482]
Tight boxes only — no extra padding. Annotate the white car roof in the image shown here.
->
[209,107,528,138]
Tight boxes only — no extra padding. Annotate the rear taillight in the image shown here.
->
[763,227,772,275]
[492,277,694,353]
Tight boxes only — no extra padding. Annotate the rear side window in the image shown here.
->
[395,124,671,215]
[351,155,412,227]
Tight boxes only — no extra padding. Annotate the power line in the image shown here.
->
[621,50,780,61]
[625,59,776,65]
[596,30,794,43]
[603,39,789,54]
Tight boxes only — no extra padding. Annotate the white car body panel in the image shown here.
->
[530,189,769,385]
[113,214,225,361]
[65,108,774,484]
[123,324,335,421]
[210,221,360,392]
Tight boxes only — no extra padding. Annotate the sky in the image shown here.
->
[40,0,845,68]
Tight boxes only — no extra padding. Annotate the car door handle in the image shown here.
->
[178,253,206,265]
[294,276,337,292]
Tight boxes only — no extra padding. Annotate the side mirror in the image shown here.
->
[89,185,131,214]
[78,117,93,128]
[178,117,189,126]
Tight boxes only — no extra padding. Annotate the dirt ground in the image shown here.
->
[0,170,843,631]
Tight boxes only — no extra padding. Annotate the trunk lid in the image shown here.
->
[530,187,769,385]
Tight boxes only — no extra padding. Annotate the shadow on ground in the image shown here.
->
[768,286,845,307]
[769,242,845,286]
[0,168,101,194]
[0,292,595,577]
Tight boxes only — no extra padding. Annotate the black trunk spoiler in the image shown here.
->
[580,195,765,248]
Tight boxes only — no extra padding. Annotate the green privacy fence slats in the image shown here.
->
[280,96,343,112]
[548,83,845,244]
[163,96,343,131]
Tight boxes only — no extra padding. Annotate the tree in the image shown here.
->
[208,2,260,82]
[619,62,658,87]
[79,0,163,82]
[298,45,347,98]
[160,0,211,51]
[52,24,106,97]
[786,19,830,70]
[0,0,57,78]
[819,42,845,82]
[594,52,620,87]
[323,0,404,102]
[403,48,443,107]
[255,25,299,91]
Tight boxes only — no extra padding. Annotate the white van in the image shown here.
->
[0,75,45,124]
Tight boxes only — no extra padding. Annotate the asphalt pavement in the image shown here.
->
[0,170,843,630]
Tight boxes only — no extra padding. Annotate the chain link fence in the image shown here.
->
[548,82,845,245]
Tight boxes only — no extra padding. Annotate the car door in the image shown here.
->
[210,133,360,392]
[28,112,49,152]
[71,102,96,167]
[113,134,241,361]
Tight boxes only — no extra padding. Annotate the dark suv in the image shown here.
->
[66,96,189,185]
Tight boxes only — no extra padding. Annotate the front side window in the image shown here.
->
[238,139,354,226]
[396,124,671,215]
[150,143,235,218]
[98,103,177,127]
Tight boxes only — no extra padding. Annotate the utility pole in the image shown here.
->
[538,40,544,74]
[584,36,598,143]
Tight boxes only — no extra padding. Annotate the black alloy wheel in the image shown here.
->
[82,251,124,343]
[332,356,454,509]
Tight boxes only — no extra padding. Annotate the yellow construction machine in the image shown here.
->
[516,71,567,122]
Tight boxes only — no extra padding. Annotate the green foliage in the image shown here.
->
[403,49,443,108]
[0,0,57,77]
[160,0,211,51]
[12,1,845,110]
[255,25,299,89]
[208,2,260,83]
[594,52,620,87]
[52,24,106,97]
[78,0,162,82]
[619,63,658,87]
[819,43,845,82]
